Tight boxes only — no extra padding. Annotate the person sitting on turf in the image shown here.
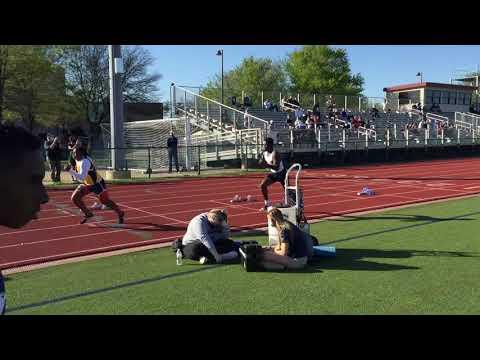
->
[0,124,50,315]
[258,137,287,211]
[258,207,311,271]
[181,208,238,264]
[66,147,124,224]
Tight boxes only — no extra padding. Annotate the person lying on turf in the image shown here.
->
[258,137,287,212]
[181,209,239,264]
[259,207,311,271]
[66,147,124,224]
[0,124,50,315]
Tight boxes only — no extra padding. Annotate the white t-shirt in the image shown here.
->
[263,150,284,173]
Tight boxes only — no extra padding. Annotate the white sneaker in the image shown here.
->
[90,202,102,210]
[199,256,210,265]
[91,202,108,210]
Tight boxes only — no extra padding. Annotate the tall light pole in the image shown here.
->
[416,72,423,83]
[109,45,125,171]
[216,49,224,105]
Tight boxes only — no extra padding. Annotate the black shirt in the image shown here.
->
[279,222,309,258]
[47,141,62,161]
[167,136,178,150]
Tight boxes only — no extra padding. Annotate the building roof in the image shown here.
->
[383,82,477,93]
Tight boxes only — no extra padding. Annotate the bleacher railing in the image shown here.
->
[262,91,386,112]
[426,112,449,126]
[84,127,480,178]
[455,112,480,135]
[171,84,270,133]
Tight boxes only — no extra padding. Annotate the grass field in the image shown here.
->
[4,196,480,315]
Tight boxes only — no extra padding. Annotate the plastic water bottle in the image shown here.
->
[176,249,183,266]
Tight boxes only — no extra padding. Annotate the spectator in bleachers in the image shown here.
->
[295,107,305,120]
[352,115,359,129]
[326,96,335,111]
[243,96,253,108]
[341,109,347,119]
[306,117,315,130]
[264,99,279,112]
[359,116,365,128]
[295,117,306,129]
[243,108,251,128]
[327,109,334,120]
[312,104,321,123]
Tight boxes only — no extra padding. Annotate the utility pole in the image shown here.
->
[109,45,125,171]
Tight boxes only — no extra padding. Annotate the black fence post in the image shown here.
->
[147,147,152,179]
[197,145,201,175]
[245,143,249,171]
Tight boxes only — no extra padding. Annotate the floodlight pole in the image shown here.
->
[109,45,125,170]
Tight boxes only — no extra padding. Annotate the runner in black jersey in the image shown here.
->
[258,137,286,211]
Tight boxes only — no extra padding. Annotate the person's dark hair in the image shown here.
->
[0,125,42,163]
[75,146,88,158]
[265,137,274,146]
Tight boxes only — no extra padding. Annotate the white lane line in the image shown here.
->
[114,201,189,225]
[0,214,167,237]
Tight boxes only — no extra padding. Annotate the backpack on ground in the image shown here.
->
[238,241,263,272]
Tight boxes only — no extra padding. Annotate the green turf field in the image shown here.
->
[5,196,480,315]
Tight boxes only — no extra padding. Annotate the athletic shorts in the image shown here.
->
[77,179,110,203]
[266,169,287,186]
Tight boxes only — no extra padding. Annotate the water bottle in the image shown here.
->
[176,249,183,266]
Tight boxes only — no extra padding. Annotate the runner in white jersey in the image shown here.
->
[258,137,287,211]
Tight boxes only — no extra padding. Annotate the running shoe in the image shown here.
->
[90,202,103,210]
[118,211,125,224]
[199,256,210,265]
[80,213,94,224]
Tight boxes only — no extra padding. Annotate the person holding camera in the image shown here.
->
[181,209,239,264]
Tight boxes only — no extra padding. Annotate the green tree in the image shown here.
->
[57,45,162,143]
[200,56,287,105]
[3,46,75,131]
[284,45,364,96]
[0,45,18,122]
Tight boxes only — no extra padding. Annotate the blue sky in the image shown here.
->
[143,45,480,100]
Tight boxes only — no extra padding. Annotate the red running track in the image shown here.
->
[1,157,480,270]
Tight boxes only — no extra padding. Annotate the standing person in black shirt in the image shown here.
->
[167,131,179,173]
[47,135,62,182]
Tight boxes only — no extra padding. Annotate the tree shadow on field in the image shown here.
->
[322,210,480,246]
[327,212,477,223]
[292,248,480,273]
